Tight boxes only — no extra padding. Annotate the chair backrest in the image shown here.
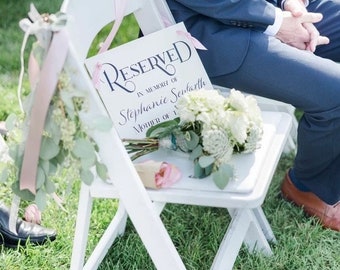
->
[62,2,189,268]
[61,0,175,60]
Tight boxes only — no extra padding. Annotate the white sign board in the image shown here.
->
[85,22,212,139]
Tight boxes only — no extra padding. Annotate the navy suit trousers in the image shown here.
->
[209,0,340,204]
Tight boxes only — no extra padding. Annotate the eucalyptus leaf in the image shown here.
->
[60,91,75,118]
[45,108,61,144]
[40,136,60,160]
[96,161,108,180]
[36,166,46,189]
[198,155,215,168]
[54,148,66,164]
[73,138,95,159]
[81,155,96,169]
[39,159,49,175]
[175,133,189,152]
[35,189,47,210]
[11,181,35,201]
[48,160,58,175]
[44,179,56,194]
[186,131,200,150]
[146,118,180,138]
[193,160,205,178]
[5,113,17,131]
[80,168,94,185]
[8,144,21,163]
[0,167,9,183]
[39,158,58,177]
[212,164,234,189]
[189,145,203,161]
[204,164,214,176]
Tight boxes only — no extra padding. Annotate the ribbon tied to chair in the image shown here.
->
[18,4,69,194]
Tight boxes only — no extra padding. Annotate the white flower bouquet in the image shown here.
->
[124,88,263,189]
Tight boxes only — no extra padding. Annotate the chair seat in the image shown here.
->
[90,111,291,208]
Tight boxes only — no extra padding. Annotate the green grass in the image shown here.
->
[0,1,339,269]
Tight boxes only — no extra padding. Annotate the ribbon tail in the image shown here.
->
[176,30,207,51]
[189,36,207,51]
[28,52,40,91]
[92,62,102,88]
[98,0,127,54]
[8,195,21,235]
[17,28,32,113]
[19,30,69,194]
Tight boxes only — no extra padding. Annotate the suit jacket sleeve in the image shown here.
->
[169,0,277,31]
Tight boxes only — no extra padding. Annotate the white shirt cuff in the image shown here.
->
[264,8,283,36]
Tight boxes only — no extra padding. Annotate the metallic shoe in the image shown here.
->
[0,203,57,248]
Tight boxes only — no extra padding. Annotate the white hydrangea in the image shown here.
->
[245,95,263,126]
[177,89,225,123]
[227,89,248,112]
[225,89,263,146]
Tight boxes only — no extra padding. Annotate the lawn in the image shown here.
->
[0,1,339,270]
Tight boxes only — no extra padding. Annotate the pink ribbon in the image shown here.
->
[20,29,69,194]
[92,0,127,87]
[98,0,127,54]
[176,30,207,50]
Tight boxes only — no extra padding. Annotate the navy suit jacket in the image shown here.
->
[166,0,280,77]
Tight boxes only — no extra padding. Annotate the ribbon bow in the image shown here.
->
[18,4,68,110]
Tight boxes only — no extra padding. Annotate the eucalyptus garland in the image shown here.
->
[1,68,112,209]
[0,7,112,210]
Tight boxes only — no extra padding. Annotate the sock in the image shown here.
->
[289,169,310,192]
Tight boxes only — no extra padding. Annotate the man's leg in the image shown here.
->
[211,31,340,206]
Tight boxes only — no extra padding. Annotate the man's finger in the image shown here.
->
[306,36,330,52]
[300,12,323,24]
[318,36,330,45]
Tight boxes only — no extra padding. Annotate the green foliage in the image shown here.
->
[3,67,113,209]
[146,117,180,138]
[212,163,233,189]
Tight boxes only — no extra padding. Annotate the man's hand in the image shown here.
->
[283,0,307,17]
[303,21,329,51]
[279,0,329,52]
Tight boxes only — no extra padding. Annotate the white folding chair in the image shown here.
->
[60,0,293,269]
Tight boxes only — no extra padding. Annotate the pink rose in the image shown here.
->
[155,162,181,188]
[24,204,42,225]
[134,160,181,189]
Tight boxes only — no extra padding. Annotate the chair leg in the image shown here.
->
[212,208,272,270]
[70,183,94,270]
[84,202,128,270]
[243,209,272,256]
[211,209,253,270]
[152,201,166,215]
[253,207,277,243]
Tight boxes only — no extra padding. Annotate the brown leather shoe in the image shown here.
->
[281,172,340,232]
